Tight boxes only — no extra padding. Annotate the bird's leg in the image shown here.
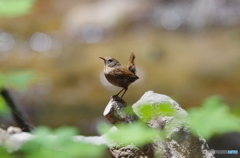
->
[120,87,128,99]
[112,88,127,104]
[116,88,125,96]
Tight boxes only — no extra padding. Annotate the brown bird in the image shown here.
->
[99,53,139,99]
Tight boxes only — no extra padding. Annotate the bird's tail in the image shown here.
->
[127,52,136,74]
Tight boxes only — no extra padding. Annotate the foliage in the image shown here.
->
[231,106,240,117]
[0,0,37,116]
[0,95,10,116]
[0,123,161,158]
[1,96,240,157]
[0,147,11,158]
[0,71,37,116]
[20,126,106,158]
[0,0,36,17]
[97,121,112,134]
[188,96,240,140]
[100,122,161,147]
[138,102,176,121]
[0,71,37,90]
[22,126,105,158]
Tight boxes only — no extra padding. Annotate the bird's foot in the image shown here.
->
[111,95,126,104]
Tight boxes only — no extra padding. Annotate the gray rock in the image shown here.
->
[133,91,188,119]
[132,91,214,158]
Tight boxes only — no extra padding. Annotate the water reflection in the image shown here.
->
[29,32,62,58]
[0,31,15,52]
[0,31,15,61]
[30,32,52,52]
[161,10,182,30]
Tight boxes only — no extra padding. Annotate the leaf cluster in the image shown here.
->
[138,102,176,121]
[0,0,36,17]
[100,122,161,147]
[0,71,37,90]
[0,71,37,116]
[0,126,106,158]
[188,96,240,140]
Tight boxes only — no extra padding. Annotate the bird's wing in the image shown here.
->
[111,67,139,80]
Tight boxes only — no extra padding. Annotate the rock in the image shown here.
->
[110,144,154,158]
[0,128,8,145]
[7,126,22,135]
[103,95,139,124]
[131,91,214,158]
[0,127,33,152]
[104,91,214,158]
[133,91,188,119]
[133,91,189,138]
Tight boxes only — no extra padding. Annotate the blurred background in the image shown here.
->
[0,0,240,153]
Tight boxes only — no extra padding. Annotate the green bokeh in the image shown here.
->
[139,102,176,121]
[106,122,160,146]
[0,0,36,17]
[21,126,106,158]
[188,96,240,140]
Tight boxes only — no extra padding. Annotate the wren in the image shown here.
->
[99,53,139,99]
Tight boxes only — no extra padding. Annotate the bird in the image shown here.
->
[99,53,139,99]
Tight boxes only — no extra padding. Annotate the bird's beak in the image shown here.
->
[99,57,105,60]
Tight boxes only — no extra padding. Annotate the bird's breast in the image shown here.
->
[104,68,138,88]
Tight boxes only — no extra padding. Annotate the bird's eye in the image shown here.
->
[108,59,112,62]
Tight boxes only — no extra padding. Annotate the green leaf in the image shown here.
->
[0,0,36,17]
[66,142,106,158]
[3,71,37,89]
[106,122,160,146]
[138,102,176,121]
[0,95,10,116]
[97,122,112,135]
[22,126,106,158]
[54,126,78,137]
[188,96,240,140]
[0,73,4,90]
[231,106,240,118]
[0,147,12,158]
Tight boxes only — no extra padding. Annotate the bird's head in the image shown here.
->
[99,57,121,68]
